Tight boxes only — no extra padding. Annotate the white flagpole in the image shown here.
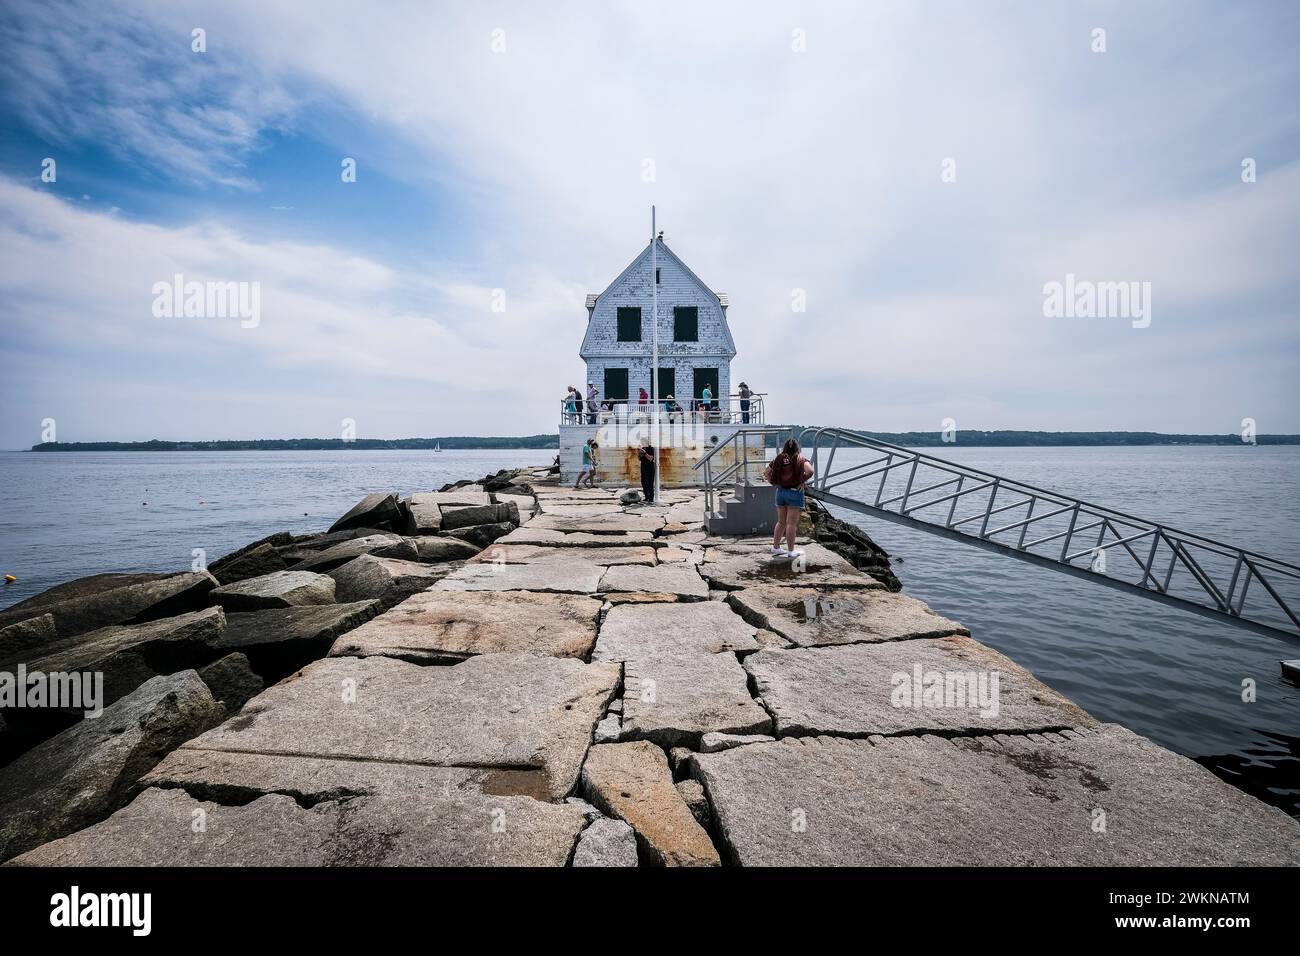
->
[651,206,661,505]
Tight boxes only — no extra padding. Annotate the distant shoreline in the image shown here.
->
[22,429,1300,452]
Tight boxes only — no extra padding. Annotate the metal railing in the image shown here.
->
[561,392,765,427]
[794,427,1300,641]
[692,426,793,515]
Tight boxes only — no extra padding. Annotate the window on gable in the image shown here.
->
[617,307,642,342]
[673,306,698,342]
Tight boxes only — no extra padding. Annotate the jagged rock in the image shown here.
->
[292,533,419,572]
[328,493,402,533]
[208,532,294,584]
[744,637,1096,737]
[326,554,450,606]
[209,542,289,585]
[216,601,379,658]
[281,527,387,555]
[675,778,711,828]
[699,732,776,753]
[170,653,619,801]
[581,741,720,867]
[0,571,218,640]
[404,494,443,534]
[594,715,621,743]
[494,493,536,517]
[210,570,336,611]
[599,563,709,599]
[197,653,263,711]
[420,490,492,507]
[330,590,600,663]
[436,560,605,595]
[572,817,638,867]
[17,607,227,708]
[0,572,167,619]
[0,671,224,863]
[11,786,587,867]
[411,535,482,563]
[441,503,516,531]
[565,797,603,821]
[445,522,516,549]
[693,728,1300,866]
[0,613,56,660]
[727,584,966,646]
[620,489,643,505]
[594,602,758,660]
[668,747,693,780]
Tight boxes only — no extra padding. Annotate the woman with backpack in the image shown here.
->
[764,437,814,558]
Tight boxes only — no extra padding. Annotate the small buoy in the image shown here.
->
[4,574,15,584]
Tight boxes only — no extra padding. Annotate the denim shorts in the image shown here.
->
[775,486,806,509]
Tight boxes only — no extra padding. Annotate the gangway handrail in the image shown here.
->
[794,426,1300,641]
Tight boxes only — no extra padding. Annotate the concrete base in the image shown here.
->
[560,421,766,488]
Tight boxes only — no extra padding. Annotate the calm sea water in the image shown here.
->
[0,446,1296,817]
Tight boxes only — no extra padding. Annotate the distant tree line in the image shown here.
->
[30,436,562,452]
[764,429,1300,447]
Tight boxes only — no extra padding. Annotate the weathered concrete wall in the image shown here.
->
[560,422,766,487]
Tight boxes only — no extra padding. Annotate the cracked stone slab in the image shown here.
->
[745,637,1097,738]
[622,654,771,748]
[727,584,963,646]
[10,786,586,867]
[529,513,664,534]
[497,527,656,547]
[581,741,720,866]
[211,570,336,610]
[599,563,709,599]
[594,602,759,660]
[537,502,627,517]
[700,543,870,591]
[472,544,657,566]
[435,560,605,594]
[139,747,554,804]
[330,590,602,663]
[693,727,1300,866]
[174,653,618,800]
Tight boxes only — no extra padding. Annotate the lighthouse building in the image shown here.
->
[559,234,764,486]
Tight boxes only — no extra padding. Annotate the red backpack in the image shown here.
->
[770,453,804,489]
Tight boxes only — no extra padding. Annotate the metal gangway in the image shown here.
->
[699,426,1300,641]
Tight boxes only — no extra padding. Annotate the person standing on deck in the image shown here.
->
[700,382,713,422]
[638,386,649,411]
[586,382,599,424]
[638,445,657,503]
[564,386,579,424]
[738,381,752,424]
[764,437,814,559]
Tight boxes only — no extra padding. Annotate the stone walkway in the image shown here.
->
[13,481,1300,866]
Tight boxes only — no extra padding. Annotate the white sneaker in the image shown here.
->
[770,546,785,555]
[786,549,805,560]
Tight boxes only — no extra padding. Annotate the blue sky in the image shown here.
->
[0,0,1298,447]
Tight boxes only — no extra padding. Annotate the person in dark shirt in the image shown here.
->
[638,445,657,503]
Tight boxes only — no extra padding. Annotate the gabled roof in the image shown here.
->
[581,237,737,358]
[588,239,725,311]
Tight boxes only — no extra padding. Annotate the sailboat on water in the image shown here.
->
[434,441,442,452]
